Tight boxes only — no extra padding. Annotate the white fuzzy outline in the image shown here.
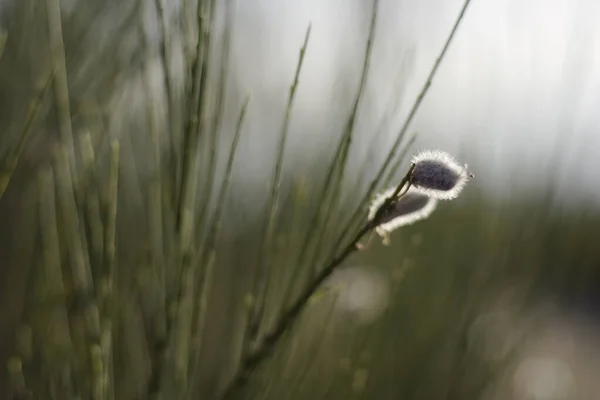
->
[410,149,471,200]
[368,186,438,237]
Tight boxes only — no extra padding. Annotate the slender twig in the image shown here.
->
[188,0,228,352]
[281,150,345,312]
[149,0,215,395]
[220,167,414,400]
[267,177,308,330]
[90,344,104,400]
[0,69,54,200]
[46,0,76,165]
[209,0,235,142]
[79,133,105,274]
[153,0,182,223]
[221,0,474,396]
[308,0,379,273]
[281,293,339,399]
[182,0,196,69]
[140,11,167,340]
[54,144,102,346]
[0,30,6,60]
[332,0,473,255]
[98,141,119,400]
[289,0,378,300]
[329,132,416,262]
[38,168,67,305]
[103,141,120,302]
[154,0,175,137]
[54,146,93,295]
[175,0,207,230]
[38,167,76,397]
[165,0,210,390]
[344,52,415,222]
[187,96,250,396]
[245,23,312,351]
[383,132,418,188]
[172,0,218,391]
[193,0,235,241]
[285,0,378,312]
[100,320,114,400]
[187,0,218,243]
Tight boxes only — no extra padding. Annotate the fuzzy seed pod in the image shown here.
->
[409,150,472,200]
[368,186,437,239]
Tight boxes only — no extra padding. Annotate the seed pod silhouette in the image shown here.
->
[409,150,472,200]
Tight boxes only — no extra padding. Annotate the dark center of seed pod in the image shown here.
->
[410,160,459,191]
[375,193,430,225]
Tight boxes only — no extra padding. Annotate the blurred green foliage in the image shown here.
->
[1,0,598,399]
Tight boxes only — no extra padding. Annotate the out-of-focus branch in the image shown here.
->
[0,70,54,200]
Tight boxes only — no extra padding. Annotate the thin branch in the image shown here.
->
[154,0,175,135]
[54,144,101,343]
[98,140,119,400]
[103,141,120,302]
[46,0,76,165]
[333,0,473,255]
[171,0,218,390]
[285,0,379,313]
[308,0,379,273]
[54,145,93,295]
[344,51,415,225]
[0,30,6,60]
[246,23,312,348]
[140,9,167,340]
[190,0,218,236]
[193,0,235,243]
[38,167,76,397]
[0,69,54,200]
[188,95,250,395]
[154,0,182,218]
[149,0,216,395]
[220,167,415,400]
[175,0,207,231]
[38,168,67,306]
[383,132,418,188]
[330,131,416,261]
[79,133,104,275]
[291,0,379,295]
[220,0,474,396]
[188,0,230,353]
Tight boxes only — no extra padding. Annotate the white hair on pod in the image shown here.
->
[368,186,437,238]
[409,150,472,200]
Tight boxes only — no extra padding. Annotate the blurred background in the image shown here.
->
[0,0,599,399]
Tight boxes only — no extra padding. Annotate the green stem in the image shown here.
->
[0,70,54,199]
[220,168,415,400]
[46,0,75,164]
[332,0,473,256]
[188,96,250,396]
[246,23,312,349]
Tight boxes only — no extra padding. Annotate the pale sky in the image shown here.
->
[2,0,599,206]
[227,0,600,205]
